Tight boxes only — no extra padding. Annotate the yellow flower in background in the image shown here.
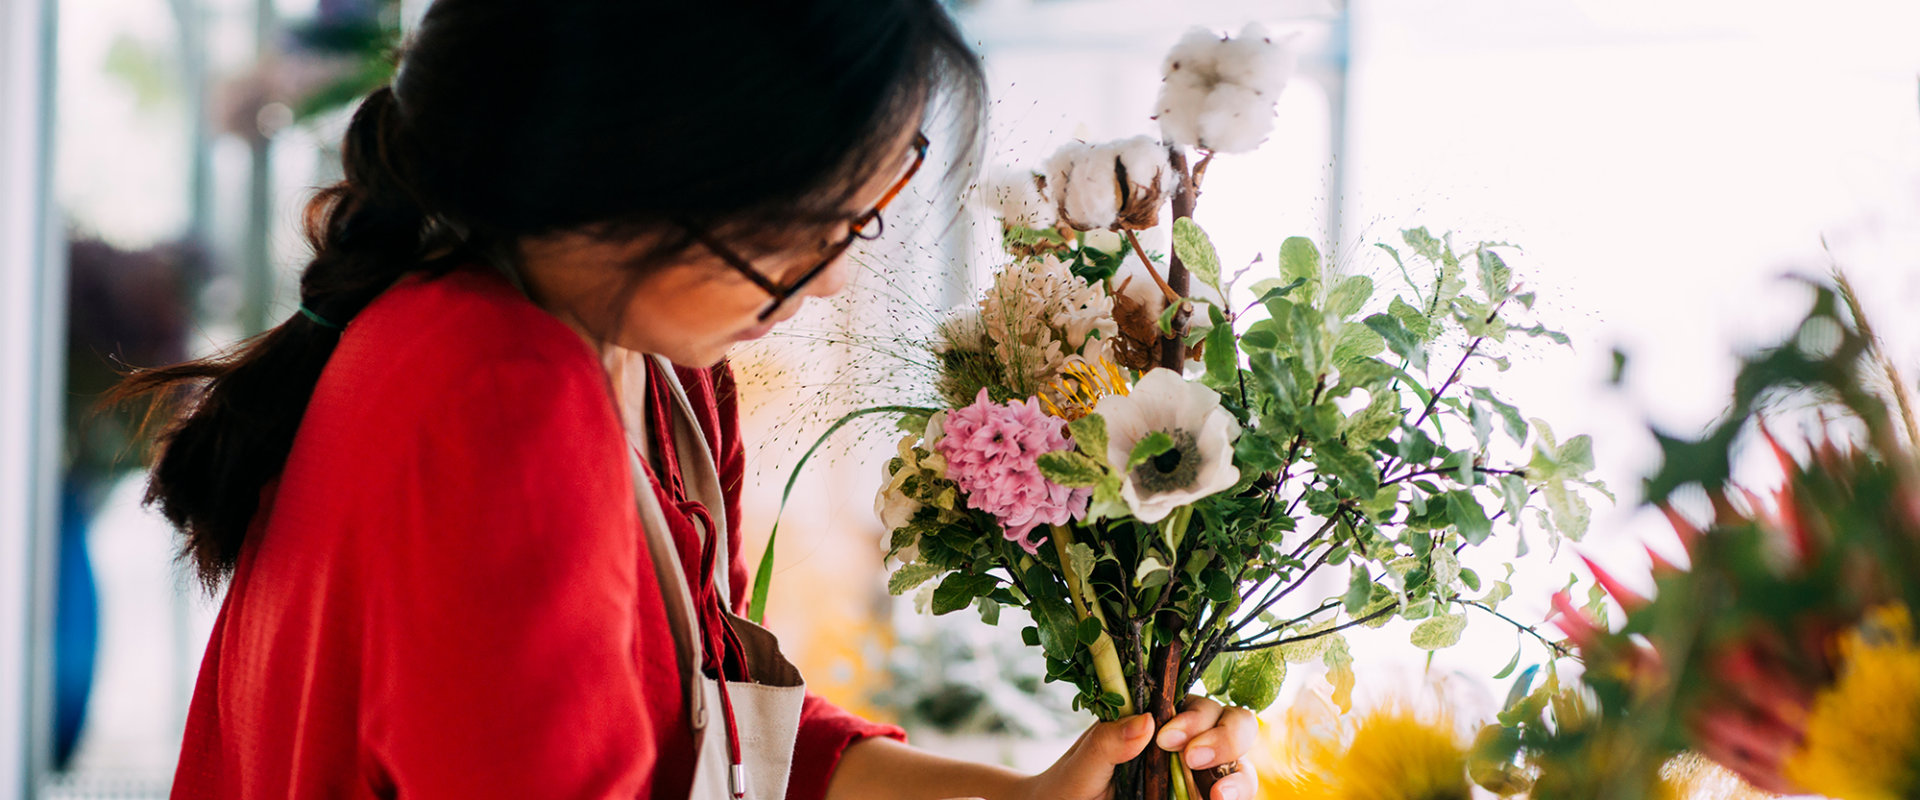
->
[1271,706,1472,800]
[1784,604,1920,800]
[1041,356,1129,421]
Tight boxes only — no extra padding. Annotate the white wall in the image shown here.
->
[0,0,60,793]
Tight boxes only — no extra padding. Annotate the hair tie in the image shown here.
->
[298,303,344,331]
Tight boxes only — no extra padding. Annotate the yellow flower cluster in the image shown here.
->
[1263,704,1472,800]
[1039,357,1130,421]
[1783,604,1920,800]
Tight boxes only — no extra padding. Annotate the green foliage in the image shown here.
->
[1173,218,1224,294]
[867,220,1594,730]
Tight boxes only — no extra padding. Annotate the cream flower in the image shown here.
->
[978,255,1117,392]
[876,434,925,532]
[1093,368,1241,523]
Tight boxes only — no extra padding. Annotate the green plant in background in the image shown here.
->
[1480,275,1920,799]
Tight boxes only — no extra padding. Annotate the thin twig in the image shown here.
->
[1383,465,1526,487]
[1123,229,1184,306]
[1225,602,1400,652]
[1460,598,1575,659]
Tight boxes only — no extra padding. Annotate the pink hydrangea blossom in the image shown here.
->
[935,389,1090,554]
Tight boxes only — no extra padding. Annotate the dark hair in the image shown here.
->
[111,0,986,589]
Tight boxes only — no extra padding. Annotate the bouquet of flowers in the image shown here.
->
[765,23,1602,799]
[1484,275,1920,799]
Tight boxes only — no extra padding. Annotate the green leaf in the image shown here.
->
[1038,451,1106,488]
[1068,414,1111,467]
[1279,236,1322,298]
[1343,565,1374,615]
[1410,612,1468,650]
[1388,295,1433,341]
[1022,565,1082,661]
[1248,277,1308,306]
[1129,431,1176,469]
[1430,546,1462,592]
[1364,312,1427,371]
[1067,542,1097,593]
[887,562,944,596]
[1088,473,1128,521]
[1331,323,1386,366]
[1202,651,1242,696]
[1341,388,1400,444]
[1204,306,1237,386]
[976,596,1001,626]
[1228,647,1287,712]
[1135,555,1171,589]
[1491,636,1523,680]
[1448,491,1494,545]
[931,572,997,616]
[1476,248,1512,302]
[1240,328,1280,351]
[1233,430,1285,473]
[1543,481,1592,540]
[1472,388,1527,445]
[1324,636,1356,712]
[1174,217,1224,292]
[1326,275,1374,319]
[1314,443,1381,496]
[1077,616,1104,646]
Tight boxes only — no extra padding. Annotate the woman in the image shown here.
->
[118,1,1260,798]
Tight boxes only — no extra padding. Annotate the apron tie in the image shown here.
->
[640,358,750,797]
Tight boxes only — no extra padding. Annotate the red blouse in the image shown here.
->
[169,266,901,799]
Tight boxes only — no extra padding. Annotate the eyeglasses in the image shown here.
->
[687,131,929,322]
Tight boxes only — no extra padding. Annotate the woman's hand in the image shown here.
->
[1018,695,1260,800]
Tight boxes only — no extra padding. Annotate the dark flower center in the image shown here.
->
[1131,429,1200,494]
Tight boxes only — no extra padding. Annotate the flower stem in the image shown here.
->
[1169,752,1192,800]
[1051,525,1135,717]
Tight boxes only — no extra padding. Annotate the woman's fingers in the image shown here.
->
[1180,705,1258,770]
[1155,694,1225,752]
[1206,760,1258,800]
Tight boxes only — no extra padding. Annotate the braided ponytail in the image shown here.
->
[110,87,438,589]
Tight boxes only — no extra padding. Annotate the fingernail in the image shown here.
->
[1129,715,1155,738]
[1157,726,1190,750]
[1186,747,1214,768]
[1216,783,1240,800]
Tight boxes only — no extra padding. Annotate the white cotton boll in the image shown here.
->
[1114,135,1174,196]
[1161,26,1224,79]
[1154,23,1293,154]
[1214,23,1295,97]
[1154,68,1211,149]
[1197,82,1277,154]
[1045,140,1121,231]
[981,167,1055,229]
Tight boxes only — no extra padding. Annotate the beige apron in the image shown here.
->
[614,351,807,800]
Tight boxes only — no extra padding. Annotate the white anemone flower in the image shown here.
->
[1093,368,1241,523]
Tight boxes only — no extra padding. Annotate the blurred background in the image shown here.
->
[2,0,1917,796]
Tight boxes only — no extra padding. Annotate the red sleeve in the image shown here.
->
[363,355,688,798]
[684,362,906,800]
